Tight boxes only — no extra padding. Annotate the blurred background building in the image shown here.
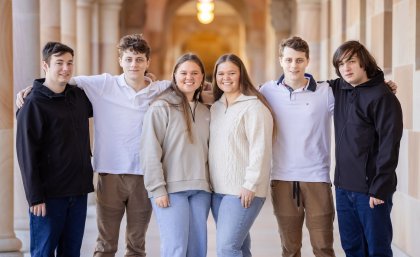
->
[0,0,419,256]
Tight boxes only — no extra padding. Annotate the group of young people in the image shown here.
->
[15,33,402,257]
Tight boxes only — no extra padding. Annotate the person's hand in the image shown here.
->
[369,196,384,209]
[145,71,157,82]
[30,203,46,217]
[385,80,397,94]
[16,86,33,108]
[201,81,214,105]
[155,195,170,208]
[239,187,255,208]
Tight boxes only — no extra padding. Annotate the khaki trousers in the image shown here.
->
[271,180,335,257]
[94,174,152,257]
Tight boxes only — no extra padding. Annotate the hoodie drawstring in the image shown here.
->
[293,181,301,207]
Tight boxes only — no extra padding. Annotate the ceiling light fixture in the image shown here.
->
[197,0,214,24]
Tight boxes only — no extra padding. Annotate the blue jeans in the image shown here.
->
[335,188,393,257]
[151,190,211,257]
[211,193,265,257]
[30,195,88,257]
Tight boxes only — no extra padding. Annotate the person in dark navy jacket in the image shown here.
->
[16,42,93,257]
[330,40,403,257]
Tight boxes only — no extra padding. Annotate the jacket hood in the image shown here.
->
[341,70,385,90]
[33,78,70,99]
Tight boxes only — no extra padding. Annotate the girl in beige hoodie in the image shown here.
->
[140,53,211,257]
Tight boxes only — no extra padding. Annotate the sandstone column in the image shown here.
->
[295,0,322,79]
[1,1,24,256]
[98,0,123,74]
[61,0,77,49]
[40,0,61,47]
[77,0,94,75]
[12,0,41,253]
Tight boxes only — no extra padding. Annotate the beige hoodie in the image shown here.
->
[140,92,211,197]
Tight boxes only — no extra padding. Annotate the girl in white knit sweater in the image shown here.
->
[140,53,211,257]
[209,54,274,257]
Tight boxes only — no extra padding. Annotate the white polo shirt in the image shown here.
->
[74,73,170,175]
[260,74,334,182]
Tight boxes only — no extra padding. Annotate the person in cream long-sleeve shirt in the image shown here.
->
[209,94,273,198]
[209,54,274,257]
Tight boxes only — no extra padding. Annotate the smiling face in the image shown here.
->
[215,61,241,100]
[338,53,369,87]
[119,50,150,82]
[279,46,309,87]
[174,60,204,101]
[43,52,73,87]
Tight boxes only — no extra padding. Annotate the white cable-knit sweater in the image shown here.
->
[209,94,273,197]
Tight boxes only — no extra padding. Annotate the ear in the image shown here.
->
[41,60,49,73]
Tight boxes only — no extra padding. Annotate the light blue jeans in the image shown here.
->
[151,190,211,257]
[211,193,266,257]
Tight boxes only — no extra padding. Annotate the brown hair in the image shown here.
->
[332,40,381,79]
[42,42,74,65]
[117,34,151,59]
[280,36,309,59]
[156,53,206,143]
[212,54,276,137]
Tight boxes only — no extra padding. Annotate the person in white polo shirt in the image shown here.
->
[73,34,172,257]
[260,36,335,257]
[17,34,170,257]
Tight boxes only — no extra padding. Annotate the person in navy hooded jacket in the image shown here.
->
[330,40,403,257]
[16,42,93,257]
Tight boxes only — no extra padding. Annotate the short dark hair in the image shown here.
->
[280,36,309,59]
[332,40,381,79]
[118,34,151,59]
[42,42,74,65]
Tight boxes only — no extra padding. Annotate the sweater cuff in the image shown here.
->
[242,181,256,192]
[150,186,168,198]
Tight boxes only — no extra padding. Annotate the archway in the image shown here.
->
[163,0,247,81]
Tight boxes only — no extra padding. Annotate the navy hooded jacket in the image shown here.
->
[16,78,94,206]
[329,71,403,200]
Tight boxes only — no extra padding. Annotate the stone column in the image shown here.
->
[268,0,294,80]
[61,0,77,49]
[98,0,123,74]
[12,0,41,254]
[295,0,322,79]
[244,0,268,85]
[77,0,94,75]
[144,0,166,78]
[0,1,23,256]
[40,0,61,47]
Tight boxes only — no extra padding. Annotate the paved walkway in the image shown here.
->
[80,196,346,257]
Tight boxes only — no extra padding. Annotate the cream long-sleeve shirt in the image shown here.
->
[209,94,273,198]
[140,92,211,198]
